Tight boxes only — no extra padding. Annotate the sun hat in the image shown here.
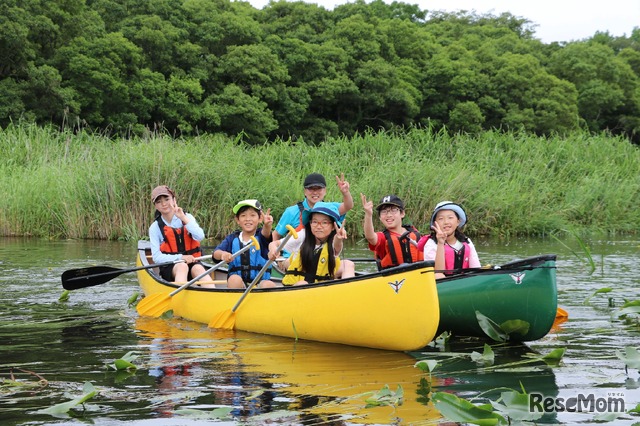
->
[430,201,467,229]
[303,173,327,188]
[233,199,262,215]
[302,201,342,228]
[375,194,405,212]
[151,185,175,202]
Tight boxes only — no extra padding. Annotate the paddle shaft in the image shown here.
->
[62,254,213,290]
[169,240,257,296]
[231,232,294,312]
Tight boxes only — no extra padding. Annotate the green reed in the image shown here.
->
[1,122,638,241]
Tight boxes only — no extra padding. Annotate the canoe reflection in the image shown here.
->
[135,317,559,425]
[135,316,441,424]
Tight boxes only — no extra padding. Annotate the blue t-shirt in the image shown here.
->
[274,199,344,236]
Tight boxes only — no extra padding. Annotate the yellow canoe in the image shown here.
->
[136,241,439,351]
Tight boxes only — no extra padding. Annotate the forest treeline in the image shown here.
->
[2,0,640,144]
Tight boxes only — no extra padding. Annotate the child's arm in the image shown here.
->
[336,173,354,215]
[361,193,378,246]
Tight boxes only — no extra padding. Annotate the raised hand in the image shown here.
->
[360,193,373,215]
[335,173,350,195]
[262,207,273,226]
[334,220,348,241]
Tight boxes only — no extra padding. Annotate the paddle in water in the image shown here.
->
[136,237,259,318]
[61,254,214,290]
[209,224,298,330]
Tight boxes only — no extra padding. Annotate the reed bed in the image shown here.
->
[1,123,638,241]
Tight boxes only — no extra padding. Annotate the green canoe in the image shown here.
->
[436,254,558,342]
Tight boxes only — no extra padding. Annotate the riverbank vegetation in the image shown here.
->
[0,123,638,241]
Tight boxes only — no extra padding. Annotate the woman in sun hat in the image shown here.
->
[417,201,480,278]
[277,202,355,286]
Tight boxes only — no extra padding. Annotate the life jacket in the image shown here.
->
[378,226,423,269]
[295,201,305,232]
[418,235,471,274]
[283,243,341,285]
[155,215,202,257]
[227,231,270,282]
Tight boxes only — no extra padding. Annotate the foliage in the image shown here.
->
[0,124,639,240]
[1,0,639,142]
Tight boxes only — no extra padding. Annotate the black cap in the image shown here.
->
[375,194,405,212]
[303,173,326,188]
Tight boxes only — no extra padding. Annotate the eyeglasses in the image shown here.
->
[379,207,401,215]
[311,220,332,227]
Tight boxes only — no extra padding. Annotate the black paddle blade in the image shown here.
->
[61,266,126,290]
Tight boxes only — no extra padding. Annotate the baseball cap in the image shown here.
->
[151,185,175,202]
[233,199,262,215]
[375,194,405,212]
[430,201,467,228]
[303,173,326,188]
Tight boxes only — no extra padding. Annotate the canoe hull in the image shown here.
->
[136,241,440,351]
[436,255,558,341]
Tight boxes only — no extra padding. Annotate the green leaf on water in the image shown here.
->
[616,346,640,369]
[471,343,495,365]
[431,391,507,425]
[37,381,97,415]
[160,310,174,319]
[618,300,640,317]
[584,287,613,305]
[627,402,640,413]
[58,290,70,302]
[173,407,234,420]
[414,359,438,373]
[127,292,139,306]
[476,311,508,342]
[490,390,543,422]
[107,351,139,371]
[364,384,403,408]
[500,319,530,336]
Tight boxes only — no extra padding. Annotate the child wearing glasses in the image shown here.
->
[275,202,355,285]
[361,193,423,270]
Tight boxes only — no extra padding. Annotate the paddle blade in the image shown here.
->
[61,266,125,290]
[209,310,236,330]
[136,293,172,318]
[556,307,568,319]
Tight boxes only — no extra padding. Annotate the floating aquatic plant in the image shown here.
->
[127,291,139,306]
[58,290,70,302]
[470,344,495,366]
[364,384,403,409]
[36,381,97,416]
[616,346,640,373]
[476,311,530,342]
[550,230,596,274]
[106,351,139,371]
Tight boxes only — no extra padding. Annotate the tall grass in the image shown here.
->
[1,123,638,241]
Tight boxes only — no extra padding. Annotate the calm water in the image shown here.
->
[1,236,639,425]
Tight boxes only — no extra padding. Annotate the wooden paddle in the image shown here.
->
[136,237,259,318]
[209,225,298,330]
[61,254,214,290]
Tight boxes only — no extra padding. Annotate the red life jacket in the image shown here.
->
[378,226,423,269]
[417,235,471,274]
[155,216,202,257]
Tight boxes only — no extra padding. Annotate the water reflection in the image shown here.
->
[1,236,640,425]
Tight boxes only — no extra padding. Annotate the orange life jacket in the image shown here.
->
[155,216,202,257]
[378,226,423,269]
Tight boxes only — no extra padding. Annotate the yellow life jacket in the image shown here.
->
[282,243,341,285]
